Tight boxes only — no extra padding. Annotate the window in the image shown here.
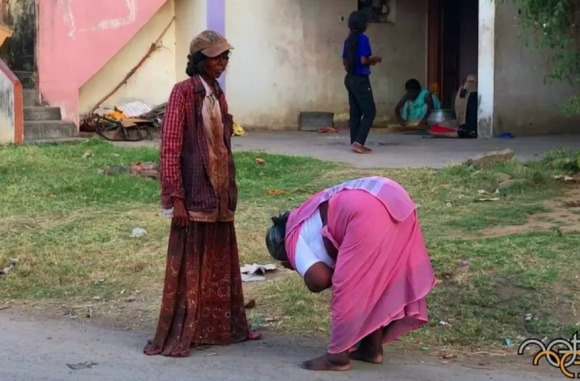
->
[357,0,396,24]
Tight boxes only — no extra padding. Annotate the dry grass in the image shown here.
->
[1,139,580,352]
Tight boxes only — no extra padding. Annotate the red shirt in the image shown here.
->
[160,75,237,222]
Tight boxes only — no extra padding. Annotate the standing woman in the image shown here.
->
[144,30,259,358]
[343,11,382,154]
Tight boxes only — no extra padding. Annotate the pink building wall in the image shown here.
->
[37,0,168,126]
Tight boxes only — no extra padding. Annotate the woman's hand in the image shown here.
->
[172,198,189,228]
[304,263,333,293]
[361,56,382,66]
[280,261,294,270]
[396,117,407,126]
[322,237,338,261]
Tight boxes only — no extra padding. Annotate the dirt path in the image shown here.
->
[461,185,580,239]
[0,310,561,381]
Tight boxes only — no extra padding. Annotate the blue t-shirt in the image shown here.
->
[342,33,372,76]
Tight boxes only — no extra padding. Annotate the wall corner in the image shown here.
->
[477,0,496,139]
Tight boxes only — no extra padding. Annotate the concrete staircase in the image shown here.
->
[21,81,78,143]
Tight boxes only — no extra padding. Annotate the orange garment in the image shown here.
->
[198,78,233,222]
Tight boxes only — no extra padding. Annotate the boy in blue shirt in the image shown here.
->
[342,11,382,154]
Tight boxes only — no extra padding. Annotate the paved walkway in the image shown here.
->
[119,131,580,169]
[232,131,580,168]
[0,311,560,381]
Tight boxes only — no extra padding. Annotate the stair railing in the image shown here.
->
[0,58,24,144]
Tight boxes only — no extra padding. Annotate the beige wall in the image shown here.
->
[493,4,580,136]
[225,0,427,129]
[175,0,207,81]
[79,1,177,114]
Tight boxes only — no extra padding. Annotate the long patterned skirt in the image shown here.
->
[144,221,250,357]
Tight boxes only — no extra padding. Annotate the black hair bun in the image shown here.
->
[271,211,290,226]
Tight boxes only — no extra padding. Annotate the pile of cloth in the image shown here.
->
[429,74,478,139]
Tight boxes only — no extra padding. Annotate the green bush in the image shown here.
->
[544,149,580,173]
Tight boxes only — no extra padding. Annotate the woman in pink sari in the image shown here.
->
[265,176,436,371]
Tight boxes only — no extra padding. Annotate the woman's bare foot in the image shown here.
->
[350,327,385,364]
[349,346,383,364]
[301,353,351,371]
[351,143,369,154]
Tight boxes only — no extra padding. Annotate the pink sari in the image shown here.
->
[285,177,436,354]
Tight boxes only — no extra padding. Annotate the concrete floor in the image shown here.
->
[0,311,560,381]
[232,131,580,169]
[119,131,580,169]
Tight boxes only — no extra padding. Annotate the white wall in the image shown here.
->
[225,0,427,129]
[79,1,177,114]
[493,4,580,136]
[0,73,15,143]
[175,0,207,81]
[366,0,427,123]
[478,0,495,139]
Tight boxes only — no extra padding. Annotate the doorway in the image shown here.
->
[0,0,37,88]
[427,0,479,109]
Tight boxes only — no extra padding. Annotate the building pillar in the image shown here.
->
[477,0,496,138]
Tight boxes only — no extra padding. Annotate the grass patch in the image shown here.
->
[248,232,580,349]
[1,139,579,351]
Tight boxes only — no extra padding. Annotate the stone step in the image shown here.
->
[23,89,41,107]
[13,70,36,89]
[24,106,62,121]
[24,120,77,142]
[30,137,87,146]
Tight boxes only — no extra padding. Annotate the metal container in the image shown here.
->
[428,109,456,127]
[298,111,334,132]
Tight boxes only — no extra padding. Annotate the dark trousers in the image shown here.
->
[345,74,376,145]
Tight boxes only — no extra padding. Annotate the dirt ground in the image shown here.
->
[0,309,562,381]
[478,185,580,238]
[3,134,578,379]
[3,187,578,380]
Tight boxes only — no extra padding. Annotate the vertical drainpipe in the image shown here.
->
[207,0,226,91]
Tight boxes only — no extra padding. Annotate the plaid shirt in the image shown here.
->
[160,76,237,220]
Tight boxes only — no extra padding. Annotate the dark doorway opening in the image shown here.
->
[0,0,37,88]
[427,0,479,109]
